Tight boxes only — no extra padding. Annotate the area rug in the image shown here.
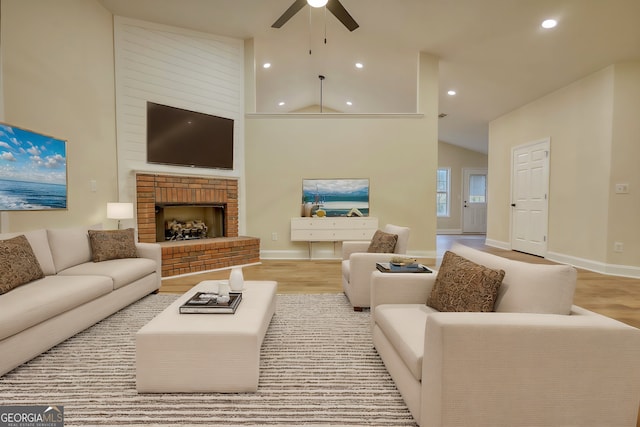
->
[0,293,416,426]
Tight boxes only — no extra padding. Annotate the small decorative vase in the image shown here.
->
[304,202,313,217]
[229,267,244,291]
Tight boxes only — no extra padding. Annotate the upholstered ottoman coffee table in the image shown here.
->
[136,280,277,393]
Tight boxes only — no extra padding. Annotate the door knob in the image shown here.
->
[511,203,516,207]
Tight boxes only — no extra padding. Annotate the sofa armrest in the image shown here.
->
[371,270,436,309]
[341,241,371,260]
[421,307,640,427]
[136,242,162,274]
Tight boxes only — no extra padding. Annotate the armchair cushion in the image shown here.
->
[367,230,398,253]
[375,304,435,380]
[427,251,505,312]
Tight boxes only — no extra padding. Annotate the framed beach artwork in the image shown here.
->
[0,122,67,211]
[302,178,369,217]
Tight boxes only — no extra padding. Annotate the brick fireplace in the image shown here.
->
[136,173,260,277]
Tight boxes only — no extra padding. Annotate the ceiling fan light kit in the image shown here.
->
[307,0,328,8]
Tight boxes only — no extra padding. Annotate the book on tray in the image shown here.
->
[376,262,432,273]
[179,291,242,314]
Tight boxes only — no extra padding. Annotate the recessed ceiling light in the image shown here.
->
[263,63,271,69]
[447,90,456,96]
[355,62,363,69]
[346,101,353,106]
[541,19,557,29]
[278,101,285,106]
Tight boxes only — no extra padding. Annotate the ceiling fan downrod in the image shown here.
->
[319,75,325,113]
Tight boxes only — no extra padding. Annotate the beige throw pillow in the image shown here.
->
[367,230,398,253]
[88,228,138,262]
[427,251,505,312]
[0,234,45,294]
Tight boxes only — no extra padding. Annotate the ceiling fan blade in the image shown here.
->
[272,0,307,28]
[326,0,359,31]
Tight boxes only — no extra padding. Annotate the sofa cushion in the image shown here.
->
[58,257,157,290]
[450,243,577,315]
[0,235,45,294]
[375,304,438,381]
[427,251,505,312]
[47,226,98,273]
[0,274,112,341]
[0,229,56,276]
[88,228,138,262]
[368,230,398,253]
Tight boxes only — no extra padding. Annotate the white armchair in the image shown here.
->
[341,224,410,310]
[370,244,640,426]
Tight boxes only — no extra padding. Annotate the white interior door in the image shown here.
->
[462,168,487,233]
[511,139,550,256]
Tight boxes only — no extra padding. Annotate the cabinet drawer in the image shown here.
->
[290,217,378,241]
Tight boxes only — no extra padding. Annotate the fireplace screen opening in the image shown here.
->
[155,204,225,242]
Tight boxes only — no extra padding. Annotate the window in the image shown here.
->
[436,168,450,217]
[468,174,487,203]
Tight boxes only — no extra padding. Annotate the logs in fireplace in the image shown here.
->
[165,219,208,241]
[155,203,225,242]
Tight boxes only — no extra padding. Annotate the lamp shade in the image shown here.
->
[307,0,328,7]
[107,202,134,220]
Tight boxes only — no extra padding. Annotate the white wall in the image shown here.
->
[608,61,640,269]
[113,17,246,231]
[1,0,116,231]
[489,63,640,277]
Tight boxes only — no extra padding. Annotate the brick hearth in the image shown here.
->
[136,173,260,277]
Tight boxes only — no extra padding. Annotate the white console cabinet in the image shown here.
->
[291,217,378,258]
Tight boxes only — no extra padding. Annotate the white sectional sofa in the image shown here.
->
[0,225,161,376]
[371,243,640,427]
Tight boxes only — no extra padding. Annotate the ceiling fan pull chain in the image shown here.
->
[324,6,327,44]
[309,7,313,55]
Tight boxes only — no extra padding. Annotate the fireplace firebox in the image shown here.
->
[155,204,225,242]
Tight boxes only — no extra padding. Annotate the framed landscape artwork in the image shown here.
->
[0,122,67,211]
[302,178,369,217]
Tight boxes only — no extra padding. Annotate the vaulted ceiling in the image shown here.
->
[98,0,640,153]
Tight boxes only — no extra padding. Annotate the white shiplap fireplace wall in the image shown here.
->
[113,16,246,233]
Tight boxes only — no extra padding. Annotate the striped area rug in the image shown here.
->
[0,293,417,426]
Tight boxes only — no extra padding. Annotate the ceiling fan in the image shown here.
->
[272,0,359,32]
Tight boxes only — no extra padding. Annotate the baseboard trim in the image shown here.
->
[547,251,640,279]
[481,239,640,279]
[437,229,462,235]
[484,238,511,250]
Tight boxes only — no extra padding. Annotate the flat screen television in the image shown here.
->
[0,122,67,211]
[147,102,234,170]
